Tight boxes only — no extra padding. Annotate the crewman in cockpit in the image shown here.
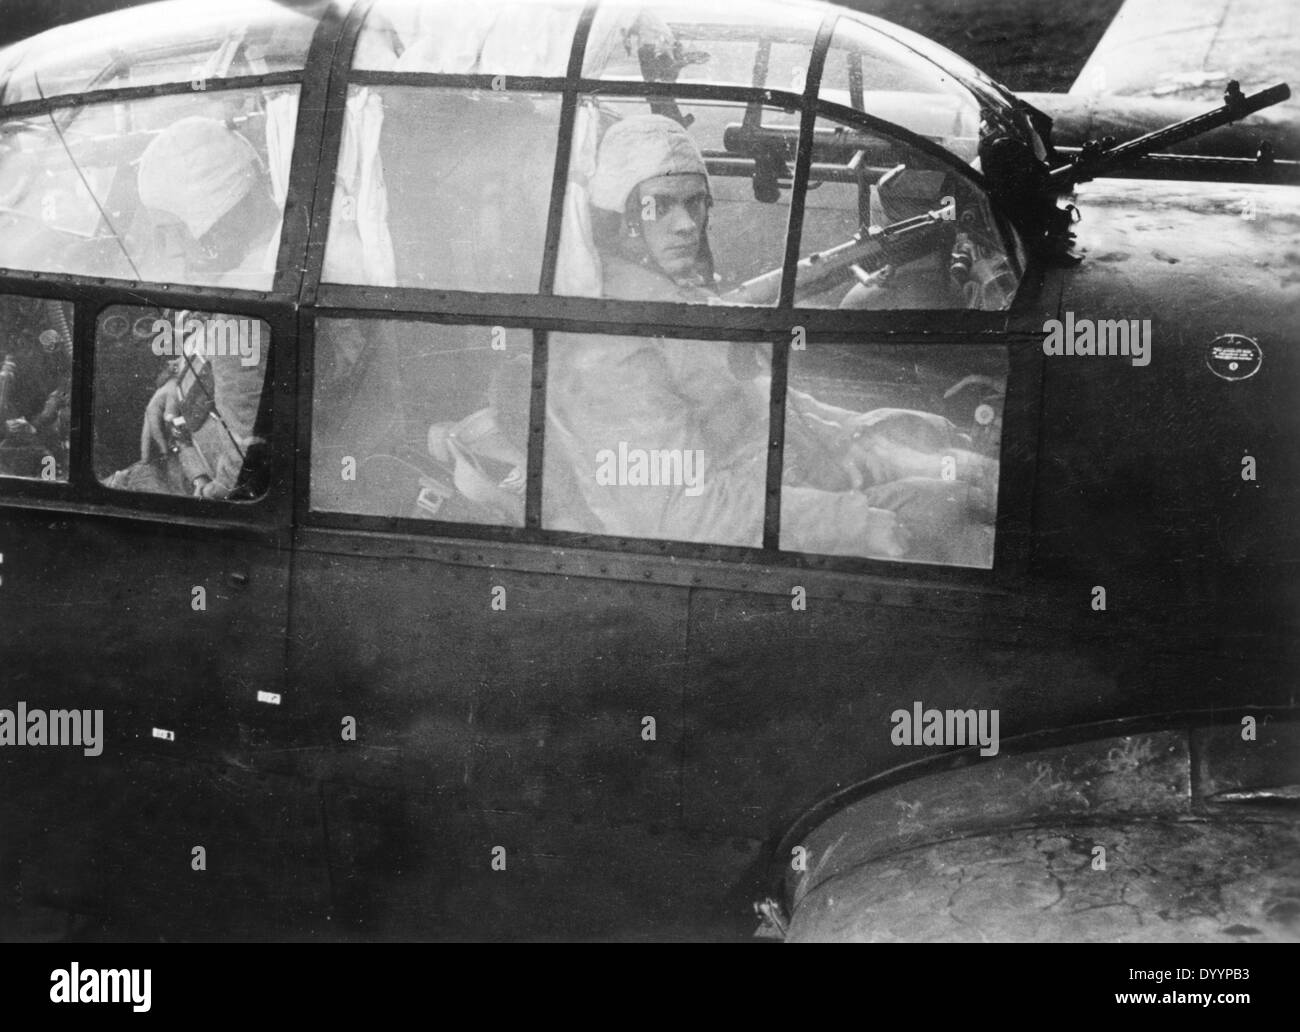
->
[543,113,996,563]
[132,115,280,290]
[586,114,719,304]
[100,117,273,501]
[541,115,894,555]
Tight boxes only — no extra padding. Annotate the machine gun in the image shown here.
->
[1048,80,1291,190]
[722,195,955,306]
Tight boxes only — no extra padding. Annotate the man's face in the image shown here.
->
[634,173,709,278]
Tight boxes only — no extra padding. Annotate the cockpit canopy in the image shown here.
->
[0,0,1021,571]
[0,0,1044,164]
[351,0,1025,164]
[0,0,1039,304]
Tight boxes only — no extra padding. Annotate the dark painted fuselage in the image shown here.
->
[1,171,1295,941]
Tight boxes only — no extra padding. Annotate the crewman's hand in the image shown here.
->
[192,475,229,500]
[836,411,971,487]
[140,379,182,462]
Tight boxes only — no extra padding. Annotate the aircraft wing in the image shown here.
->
[1071,0,1299,102]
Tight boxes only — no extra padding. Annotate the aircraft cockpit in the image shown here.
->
[0,0,1020,571]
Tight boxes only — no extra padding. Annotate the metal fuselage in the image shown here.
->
[1,174,1292,941]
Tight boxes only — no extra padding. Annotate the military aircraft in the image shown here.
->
[0,0,1295,942]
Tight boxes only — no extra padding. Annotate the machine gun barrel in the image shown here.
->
[1047,81,1291,190]
[724,217,945,307]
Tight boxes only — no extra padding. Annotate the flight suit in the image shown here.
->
[544,252,996,562]
[543,256,906,556]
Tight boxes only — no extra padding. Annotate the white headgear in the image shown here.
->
[589,114,707,213]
